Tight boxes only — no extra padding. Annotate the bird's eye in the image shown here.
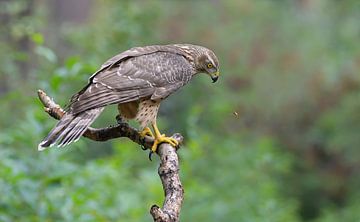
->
[207,63,213,68]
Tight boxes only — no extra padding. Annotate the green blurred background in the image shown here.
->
[1,0,360,221]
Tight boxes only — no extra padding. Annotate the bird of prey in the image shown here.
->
[38,44,220,154]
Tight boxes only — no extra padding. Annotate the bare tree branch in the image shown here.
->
[150,137,184,222]
[37,89,184,222]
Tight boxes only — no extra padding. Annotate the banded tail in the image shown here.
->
[38,107,104,151]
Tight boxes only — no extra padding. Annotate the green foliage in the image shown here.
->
[1,0,360,221]
[180,133,299,221]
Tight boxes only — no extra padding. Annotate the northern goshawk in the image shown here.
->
[38,44,220,154]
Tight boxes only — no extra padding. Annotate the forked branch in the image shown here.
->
[37,89,184,222]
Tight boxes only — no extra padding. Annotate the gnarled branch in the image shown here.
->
[37,89,184,222]
[150,139,184,222]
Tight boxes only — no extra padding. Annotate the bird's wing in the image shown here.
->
[68,51,193,114]
[69,45,186,105]
[91,45,161,80]
[90,44,187,81]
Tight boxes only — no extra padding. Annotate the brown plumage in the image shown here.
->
[118,101,139,119]
[38,44,220,151]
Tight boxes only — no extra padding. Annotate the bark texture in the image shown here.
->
[150,139,184,222]
[37,89,184,222]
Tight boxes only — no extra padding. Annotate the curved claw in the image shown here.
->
[149,151,154,161]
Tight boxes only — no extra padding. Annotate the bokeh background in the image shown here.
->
[1,0,360,221]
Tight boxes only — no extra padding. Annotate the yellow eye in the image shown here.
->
[207,63,213,68]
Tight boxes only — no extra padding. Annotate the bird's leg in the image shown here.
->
[138,127,155,152]
[139,127,154,138]
[150,122,179,154]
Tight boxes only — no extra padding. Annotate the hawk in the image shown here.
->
[38,44,220,154]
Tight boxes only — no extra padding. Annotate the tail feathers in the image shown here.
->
[38,107,104,151]
[38,114,75,150]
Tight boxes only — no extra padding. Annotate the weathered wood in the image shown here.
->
[150,136,184,222]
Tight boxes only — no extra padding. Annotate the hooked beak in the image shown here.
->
[210,71,219,83]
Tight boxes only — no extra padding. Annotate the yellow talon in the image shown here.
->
[150,122,179,153]
[140,127,154,138]
[151,135,179,153]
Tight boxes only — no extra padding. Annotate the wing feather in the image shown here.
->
[68,50,194,115]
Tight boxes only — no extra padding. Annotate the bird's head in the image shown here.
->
[195,48,220,83]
